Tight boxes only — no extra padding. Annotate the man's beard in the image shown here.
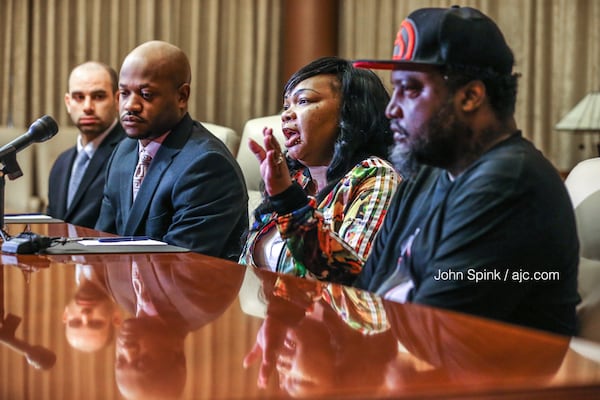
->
[390,100,472,179]
[390,140,419,180]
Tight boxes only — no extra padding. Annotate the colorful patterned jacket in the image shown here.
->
[239,156,400,285]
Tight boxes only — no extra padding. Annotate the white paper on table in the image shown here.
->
[4,214,54,222]
[78,239,168,246]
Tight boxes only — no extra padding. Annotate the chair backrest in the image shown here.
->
[236,115,285,192]
[201,122,240,157]
[565,157,600,260]
[564,157,600,342]
[0,127,38,213]
[236,115,285,225]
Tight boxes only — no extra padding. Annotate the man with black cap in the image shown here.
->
[348,6,580,336]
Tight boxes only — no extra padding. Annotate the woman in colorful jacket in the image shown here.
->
[239,56,400,285]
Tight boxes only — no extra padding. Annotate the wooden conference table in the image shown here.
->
[1,221,600,400]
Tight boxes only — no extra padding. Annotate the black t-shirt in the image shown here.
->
[355,133,580,336]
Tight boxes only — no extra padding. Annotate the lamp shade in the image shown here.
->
[555,92,600,131]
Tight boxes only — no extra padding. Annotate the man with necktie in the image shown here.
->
[47,61,126,228]
[95,41,248,260]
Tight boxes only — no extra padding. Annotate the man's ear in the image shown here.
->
[177,83,191,104]
[64,93,71,113]
[459,80,486,112]
[112,308,123,327]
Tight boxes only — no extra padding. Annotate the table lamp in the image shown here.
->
[555,91,600,157]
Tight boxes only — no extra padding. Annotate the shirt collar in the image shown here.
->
[137,130,170,158]
[76,118,118,157]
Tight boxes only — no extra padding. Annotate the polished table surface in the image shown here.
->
[1,222,600,399]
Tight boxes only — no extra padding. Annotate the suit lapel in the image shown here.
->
[124,146,177,234]
[65,125,125,218]
[123,115,192,235]
[56,148,77,216]
[119,139,139,227]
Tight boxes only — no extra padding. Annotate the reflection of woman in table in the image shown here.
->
[243,271,570,396]
[243,272,397,396]
[273,298,396,397]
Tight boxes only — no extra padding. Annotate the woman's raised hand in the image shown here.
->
[248,127,293,196]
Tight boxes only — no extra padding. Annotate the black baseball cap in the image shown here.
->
[353,6,514,75]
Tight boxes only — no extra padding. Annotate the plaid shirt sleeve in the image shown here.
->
[276,157,400,285]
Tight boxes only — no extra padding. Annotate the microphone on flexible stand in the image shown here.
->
[0,115,59,179]
[0,115,59,236]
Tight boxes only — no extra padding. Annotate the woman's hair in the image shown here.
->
[283,56,392,201]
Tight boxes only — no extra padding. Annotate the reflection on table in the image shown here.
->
[1,222,600,399]
[103,253,244,400]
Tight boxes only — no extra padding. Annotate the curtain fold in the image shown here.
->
[0,0,283,207]
[0,0,599,395]
[0,0,598,207]
[339,0,600,172]
[0,0,283,133]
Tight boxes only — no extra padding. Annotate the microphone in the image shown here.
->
[0,115,59,161]
[0,313,56,370]
[0,339,57,370]
[0,338,56,369]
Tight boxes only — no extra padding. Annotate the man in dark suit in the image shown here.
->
[47,61,125,228]
[95,40,248,260]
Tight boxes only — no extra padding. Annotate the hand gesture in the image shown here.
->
[248,127,293,196]
[242,316,287,388]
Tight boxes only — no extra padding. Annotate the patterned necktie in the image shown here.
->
[67,150,90,207]
[131,261,157,317]
[132,151,152,201]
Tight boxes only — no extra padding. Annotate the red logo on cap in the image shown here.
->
[392,19,416,61]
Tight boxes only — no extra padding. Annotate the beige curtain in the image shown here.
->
[0,0,283,210]
[0,0,283,133]
[1,1,599,395]
[339,0,600,172]
[1,0,599,194]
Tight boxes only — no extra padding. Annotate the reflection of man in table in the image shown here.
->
[242,270,570,397]
[101,254,245,399]
[62,264,122,352]
[115,316,186,400]
[382,301,570,391]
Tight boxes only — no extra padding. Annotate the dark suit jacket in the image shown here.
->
[46,124,126,228]
[101,254,245,332]
[95,114,248,260]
